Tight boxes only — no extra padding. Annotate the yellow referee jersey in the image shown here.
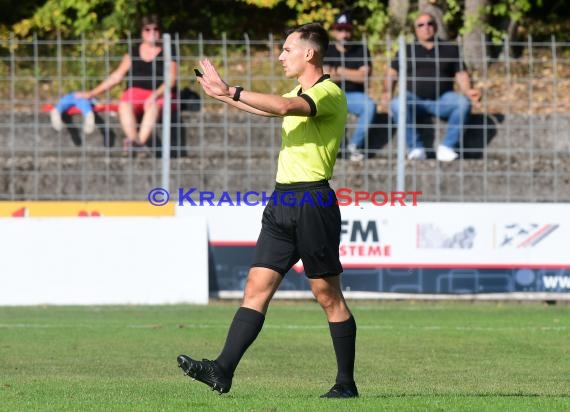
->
[276,76,347,184]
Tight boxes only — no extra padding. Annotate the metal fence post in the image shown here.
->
[396,34,407,192]
[161,33,172,193]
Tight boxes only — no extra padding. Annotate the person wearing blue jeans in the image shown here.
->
[381,11,480,161]
[50,92,96,135]
[345,91,376,153]
[324,12,376,162]
[390,90,471,154]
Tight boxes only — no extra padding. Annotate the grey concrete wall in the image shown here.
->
[1,111,569,201]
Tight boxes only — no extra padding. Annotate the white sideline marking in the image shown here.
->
[0,323,566,332]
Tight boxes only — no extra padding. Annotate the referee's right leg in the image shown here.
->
[214,267,282,376]
[176,267,280,394]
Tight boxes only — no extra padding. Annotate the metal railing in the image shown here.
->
[0,34,569,202]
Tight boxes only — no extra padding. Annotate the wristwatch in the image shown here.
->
[232,86,243,101]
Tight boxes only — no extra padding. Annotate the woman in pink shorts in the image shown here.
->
[78,14,177,153]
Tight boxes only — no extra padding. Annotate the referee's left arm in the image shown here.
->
[232,87,313,117]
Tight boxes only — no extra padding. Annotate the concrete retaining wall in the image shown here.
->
[1,111,569,201]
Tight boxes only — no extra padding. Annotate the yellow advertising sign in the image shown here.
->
[0,202,174,217]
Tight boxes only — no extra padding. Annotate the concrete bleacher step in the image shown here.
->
[0,112,568,201]
[2,153,568,202]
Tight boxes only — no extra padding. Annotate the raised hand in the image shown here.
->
[196,58,231,100]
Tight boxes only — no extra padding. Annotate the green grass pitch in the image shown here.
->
[1,301,569,411]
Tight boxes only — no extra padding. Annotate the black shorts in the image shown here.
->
[252,180,343,278]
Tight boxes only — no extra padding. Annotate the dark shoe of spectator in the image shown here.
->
[122,138,142,155]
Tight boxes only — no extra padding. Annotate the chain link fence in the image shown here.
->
[0,34,569,201]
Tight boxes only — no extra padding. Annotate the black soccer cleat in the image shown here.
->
[320,382,359,398]
[177,354,232,394]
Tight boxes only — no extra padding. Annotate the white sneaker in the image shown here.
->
[347,143,364,161]
[50,108,63,132]
[350,151,364,162]
[436,145,458,162]
[407,148,426,160]
[83,112,95,134]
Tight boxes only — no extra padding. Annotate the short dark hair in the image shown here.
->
[285,23,329,61]
[141,14,161,30]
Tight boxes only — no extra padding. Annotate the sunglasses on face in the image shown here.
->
[416,21,435,28]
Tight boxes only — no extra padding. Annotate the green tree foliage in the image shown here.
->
[2,0,570,42]
[239,0,388,50]
[240,0,280,7]
[239,0,340,29]
[353,0,389,46]
[478,0,536,42]
[4,0,297,40]
[10,0,142,39]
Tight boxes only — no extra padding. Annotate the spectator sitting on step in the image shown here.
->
[75,14,177,154]
[324,12,376,162]
[381,11,481,162]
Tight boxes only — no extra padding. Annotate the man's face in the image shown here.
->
[278,32,311,78]
[332,27,353,43]
[414,14,437,42]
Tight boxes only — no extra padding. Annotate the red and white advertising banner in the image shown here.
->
[177,202,570,269]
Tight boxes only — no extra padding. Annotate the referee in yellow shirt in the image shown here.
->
[177,23,358,399]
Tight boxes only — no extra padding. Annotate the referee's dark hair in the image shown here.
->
[286,23,329,63]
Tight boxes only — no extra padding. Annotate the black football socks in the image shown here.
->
[215,306,265,376]
[328,315,357,385]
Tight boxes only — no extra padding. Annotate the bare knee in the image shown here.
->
[241,267,282,314]
[310,277,351,322]
[242,277,271,310]
[313,286,343,311]
[118,102,133,115]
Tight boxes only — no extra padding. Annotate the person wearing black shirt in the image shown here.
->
[382,12,480,162]
[78,15,177,153]
[324,13,376,162]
